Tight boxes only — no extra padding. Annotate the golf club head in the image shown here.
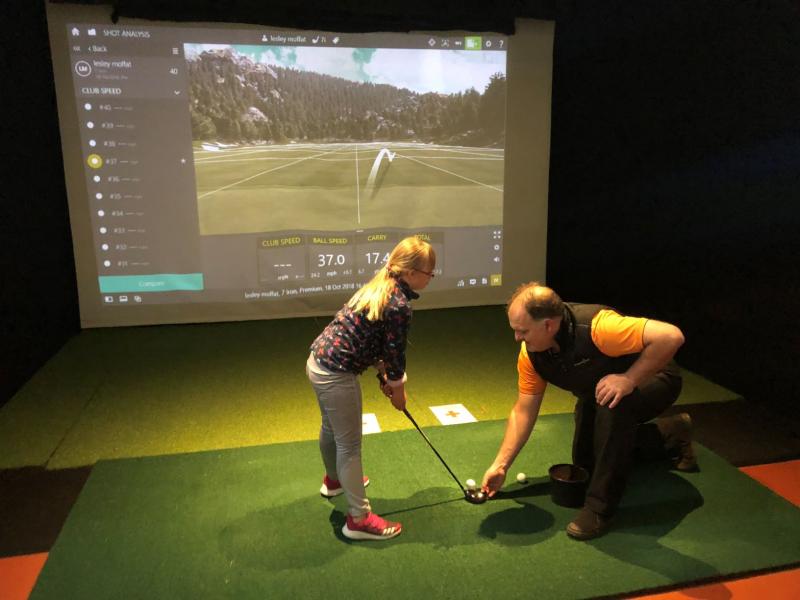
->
[464,488,488,504]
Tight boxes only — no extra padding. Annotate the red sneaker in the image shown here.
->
[342,512,402,541]
[320,474,370,498]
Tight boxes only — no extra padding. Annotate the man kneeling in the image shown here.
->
[481,283,697,540]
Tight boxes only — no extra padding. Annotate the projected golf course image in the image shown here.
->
[186,43,506,235]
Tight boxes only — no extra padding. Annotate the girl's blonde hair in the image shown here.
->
[348,236,436,320]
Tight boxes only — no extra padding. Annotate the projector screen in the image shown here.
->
[46,3,553,327]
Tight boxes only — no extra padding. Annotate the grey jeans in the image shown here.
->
[306,353,370,517]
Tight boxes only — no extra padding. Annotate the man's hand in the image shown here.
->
[481,465,507,498]
[595,373,635,408]
[482,392,543,498]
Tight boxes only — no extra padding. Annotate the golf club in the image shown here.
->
[376,372,487,505]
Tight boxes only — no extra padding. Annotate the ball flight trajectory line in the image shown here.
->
[364,147,396,198]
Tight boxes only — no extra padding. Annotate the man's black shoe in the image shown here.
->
[671,413,698,472]
[566,507,610,540]
[657,412,698,472]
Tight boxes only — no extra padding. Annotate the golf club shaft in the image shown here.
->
[403,408,466,493]
[376,371,466,493]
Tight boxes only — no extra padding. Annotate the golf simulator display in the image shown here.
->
[47,3,554,328]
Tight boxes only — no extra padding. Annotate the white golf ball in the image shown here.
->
[465,478,476,490]
[516,472,527,483]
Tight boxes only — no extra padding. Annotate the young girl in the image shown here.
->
[306,236,436,540]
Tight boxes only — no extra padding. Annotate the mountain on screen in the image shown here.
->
[186,47,505,146]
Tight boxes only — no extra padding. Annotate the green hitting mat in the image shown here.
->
[30,414,800,600]
[0,307,740,469]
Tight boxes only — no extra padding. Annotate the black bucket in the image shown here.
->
[548,464,589,508]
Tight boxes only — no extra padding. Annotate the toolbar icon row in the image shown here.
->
[103,294,143,303]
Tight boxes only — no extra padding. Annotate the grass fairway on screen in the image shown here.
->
[194,142,504,234]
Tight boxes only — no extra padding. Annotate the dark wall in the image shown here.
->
[1,1,80,406]
[2,1,798,415]
[546,1,800,416]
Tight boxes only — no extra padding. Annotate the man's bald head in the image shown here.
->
[508,282,563,321]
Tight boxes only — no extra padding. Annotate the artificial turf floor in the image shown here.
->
[29,414,800,600]
[0,307,740,470]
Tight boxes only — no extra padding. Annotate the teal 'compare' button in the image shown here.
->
[98,273,204,293]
